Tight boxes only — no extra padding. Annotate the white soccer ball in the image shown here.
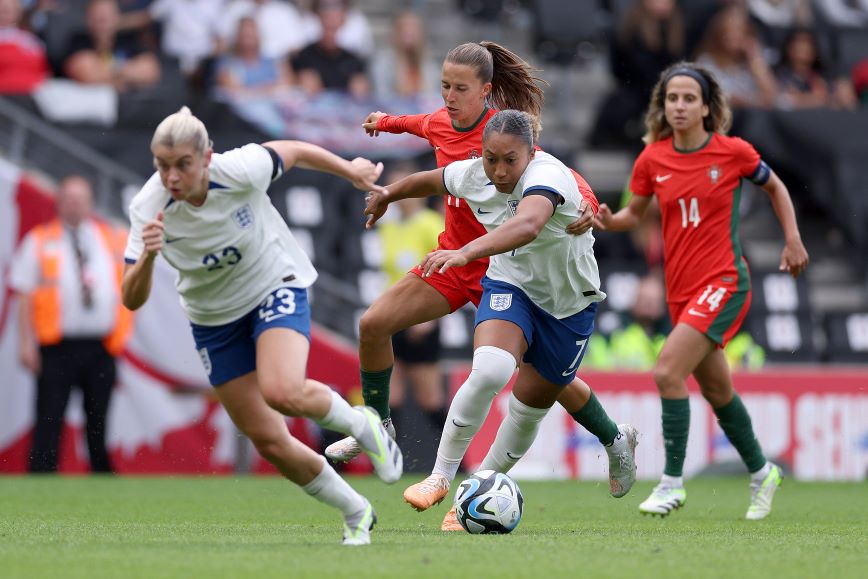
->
[453,470,524,534]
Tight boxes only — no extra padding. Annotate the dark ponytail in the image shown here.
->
[445,41,546,117]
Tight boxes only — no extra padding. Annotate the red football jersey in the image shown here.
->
[630,133,762,302]
[378,107,495,251]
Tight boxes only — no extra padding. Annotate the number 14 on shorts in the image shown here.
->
[697,285,727,311]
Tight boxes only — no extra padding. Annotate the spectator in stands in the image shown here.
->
[746,0,813,28]
[10,175,133,473]
[214,16,293,98]
[375,161,448,436]
[0,0,50,93]
[147,0,224,77]
[299,0,373,59]
[591,0,685,148]
[217,0,305,60]
[63,0,160,91]
[775,27,830,109]
[115,0,158,50]
[695,3,777,108]
[724,329,766,370]
[813,0,868,27]
[608,273,669,370]
[853,59,868,107]
[292,0,369,98]
[370,10,439,102]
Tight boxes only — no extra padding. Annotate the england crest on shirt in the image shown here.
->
[233,203,254,229]
[490,293,513,311]
[508,199,519,216]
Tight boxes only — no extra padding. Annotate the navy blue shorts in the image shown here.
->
[190,286,311,386]
[475,276,598,386]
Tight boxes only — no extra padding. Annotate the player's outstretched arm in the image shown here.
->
[262,140,385,193]
[593,195,652,232]
[362,111,428,138]
[364,168,447,228]
[122,212,163,310]
[422,195,552,276]
[761,170,809,278]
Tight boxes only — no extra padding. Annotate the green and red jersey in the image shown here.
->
[630,132,768,303]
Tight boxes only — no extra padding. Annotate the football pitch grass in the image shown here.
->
[1,476,864,578]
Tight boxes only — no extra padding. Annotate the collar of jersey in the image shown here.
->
[452,106,489,133]
[672,131,712,154]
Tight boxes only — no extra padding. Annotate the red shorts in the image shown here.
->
[668,284,752,348]
[409,257,486,311]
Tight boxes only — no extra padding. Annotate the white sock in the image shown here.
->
[302,456,368,522]
[315,389,366,439]
[661,474,684,488]
[479,393,549,474]
[431,346,516,482]
[751,461,771,482]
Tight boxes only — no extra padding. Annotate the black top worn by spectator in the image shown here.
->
[64,30,146,66]
[291,43,365,92]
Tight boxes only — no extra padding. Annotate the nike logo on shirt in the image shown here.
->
[165,236,185,244]
[476,207,492,215]
[656,174,673,183]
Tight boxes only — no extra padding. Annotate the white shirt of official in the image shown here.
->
[10,220,119,338]
[443,151,606,319]
[125,144,317,327]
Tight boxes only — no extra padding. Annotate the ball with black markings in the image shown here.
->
[453,470,523,534]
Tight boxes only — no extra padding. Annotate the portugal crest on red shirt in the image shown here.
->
[708,165,722,184]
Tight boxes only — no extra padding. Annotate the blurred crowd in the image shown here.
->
[0,0,444,152]
[0,0,436,97]
[591,0,868,147]
[1,0,866,144]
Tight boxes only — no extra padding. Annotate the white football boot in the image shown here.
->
[607,424,639,498]
[746,463,783,520]
[326,417,396,462]
[354,407,403,484]
[639,483,687,517]
[342,501,376,546]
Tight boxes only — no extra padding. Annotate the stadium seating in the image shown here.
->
[824,311,868,363]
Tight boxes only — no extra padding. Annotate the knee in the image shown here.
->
[358,308,390,343]
[701,382,732,408]
[470,346,516,394]
[652,362,682,396]
[261,380,309,417]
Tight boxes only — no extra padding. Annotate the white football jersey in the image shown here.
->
[125,144,317,326]
[443,151,605,318]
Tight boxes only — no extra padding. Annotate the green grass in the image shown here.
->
[0,476,865,579]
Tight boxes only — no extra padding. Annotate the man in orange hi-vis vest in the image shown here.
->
[10,175,133,473]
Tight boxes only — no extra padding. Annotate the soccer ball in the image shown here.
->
[453,470,523,534]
